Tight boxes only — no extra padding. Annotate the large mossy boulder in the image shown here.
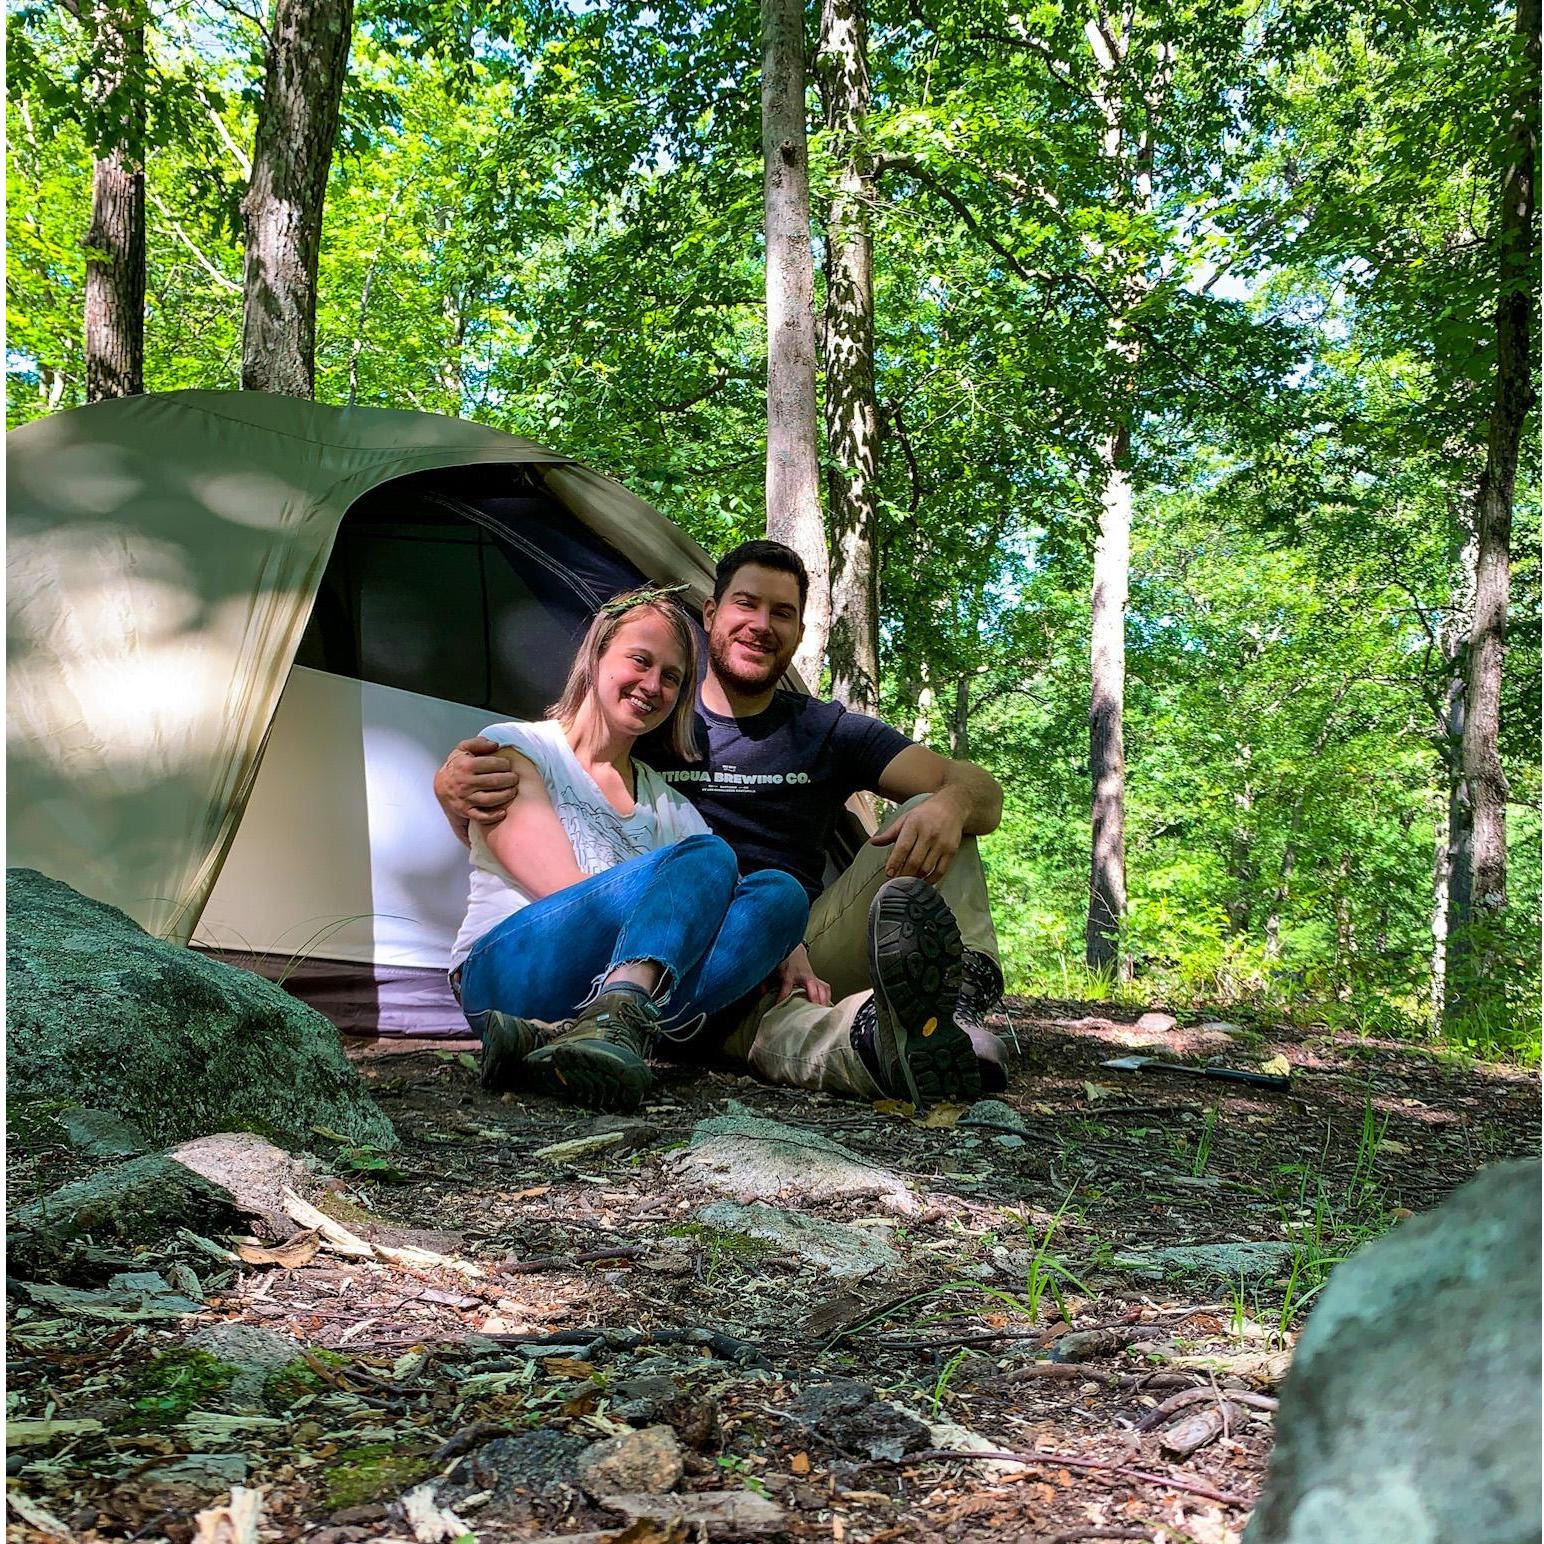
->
[1245,1159,1541,1544]
[7,869,396,1150]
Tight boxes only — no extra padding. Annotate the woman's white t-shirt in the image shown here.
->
[450,718,712,967]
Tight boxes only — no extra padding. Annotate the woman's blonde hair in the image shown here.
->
[547,587,703,762]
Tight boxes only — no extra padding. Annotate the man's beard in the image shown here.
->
[708,630,786,692]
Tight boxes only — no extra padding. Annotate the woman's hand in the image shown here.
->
[772,944,832,1006]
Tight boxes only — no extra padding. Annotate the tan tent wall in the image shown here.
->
[7,391,716,943]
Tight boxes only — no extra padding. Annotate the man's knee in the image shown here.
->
[743,868,810,948]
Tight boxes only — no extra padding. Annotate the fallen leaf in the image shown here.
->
[236,1231,321,1269]
[1261,1054,1292,1077]
[457,1052,479,1073]
[919,1103,968,1129]
[1082,1081,1120,1104]
[399,1482,472,1543]
[191,1485,263,1544]
[790,1451,811,1475]
[872,1098,916,1117]
[6,1493,73,1539]
[542,1356,596,1379]
[1377,1138,1411,1156]
[534,1131,628,1163]
[1031,1482,1056,1503]
[508,1185,552,1201]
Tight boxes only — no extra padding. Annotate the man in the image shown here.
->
[436,539,1008,1106]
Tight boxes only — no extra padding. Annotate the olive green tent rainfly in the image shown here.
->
[7,390,723,1035]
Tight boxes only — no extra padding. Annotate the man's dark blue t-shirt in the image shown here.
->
[644,694,913,902]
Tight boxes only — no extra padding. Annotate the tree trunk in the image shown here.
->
[241,0,354,397]
[1456,0,1538,967]
[1264,791,1304,960]
[1086,423,1132,973]
[762,0,830,688]
[817,0,879,712]
[910,676,935,746]
[83,0,146,402]
[949,675,971,760]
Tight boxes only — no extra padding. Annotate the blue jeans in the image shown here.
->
[458,832,808,1039]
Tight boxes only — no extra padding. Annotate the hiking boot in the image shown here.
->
[523,987,659,1113]
[479,1009,569,1093]
[956,948,1012,1093]
[858,877,980,1108]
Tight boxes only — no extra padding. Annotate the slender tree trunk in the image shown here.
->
[910,675,935,746]
[1455,0,1539,973]
[240,0,354,397]
[1086,423,1132,973]
[1265,790,1305,959]
[817,0,879,712]
[1431,803,1451,1026]
[949,675,971,760]
[83,0,146,401]
[762,0,830,687]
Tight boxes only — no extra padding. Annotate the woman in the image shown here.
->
[451,586,809,1113]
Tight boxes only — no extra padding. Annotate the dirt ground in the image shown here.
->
[7,999,1539,1544]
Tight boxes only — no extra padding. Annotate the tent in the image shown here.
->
[7,390,731,1036]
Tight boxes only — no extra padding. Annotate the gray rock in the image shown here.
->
[786,1378,932,1462]
[167,1132,312,1238]
[186,1323,302,1406]
[6,868,395,1149]
[1115,1241,1298,1285]
[1197,1020,1247,1035]
[992,1134,1026,1150]
[129,1453,248,1507]
[961,1099,1027,1132]
[447,1429,590,1501]
[1246,1160,1541,1544]
[600,1490,788,1536]
[20,1272,204,1320]
[670,1105,916,1214]
[10,1154,238,1252]
[60,1107,149,1157]
[694,1201,898,1279]
[1134,1010,1177,1032]
[577,1425,684,1498]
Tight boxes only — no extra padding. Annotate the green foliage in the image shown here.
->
[5,0,1537,1053]
[128,1349,238,1429]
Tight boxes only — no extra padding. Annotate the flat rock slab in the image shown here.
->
[1134,1011,1178,1032]
[168,1132,314,1239]
[7,868,395,1150]
[186,1323,304,1406]
[10,1153,239,1254]
[20,1272,204,1322]
[601,1489,788,1536]
[1246,1160,1542,1544]
[577,1424,684,1498]
[670,1106,916,1215]
[695,1200,899,1279]
[444,1429,590,1502]
[60,1107,150,1157]
[1114,1241,1299,1284]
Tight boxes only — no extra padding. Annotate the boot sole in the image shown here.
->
[479,1014,544,1093]
[867,878,979,1108]
[525,1041,652,1114]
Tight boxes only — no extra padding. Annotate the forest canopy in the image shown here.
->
[7,0,1540,1057]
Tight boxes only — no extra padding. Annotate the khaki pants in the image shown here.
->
[719,796,1000,1097]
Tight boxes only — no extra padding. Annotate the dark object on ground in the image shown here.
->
[786,1377,932,1461]
[1245,1159,1542,1544]
[7,869,396,1149]
[444,1429,591,1502]
[1101,1054,1290,1091]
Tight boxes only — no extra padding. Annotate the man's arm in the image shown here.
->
[435,736,521,848]
[870,744,1004,881]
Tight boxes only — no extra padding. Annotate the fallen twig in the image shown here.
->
[865,1446,1254,1509]
[281,1188,483,1280]
[498,1246,648,1275]
[1134,1385,1277,1432]
[1048,1529,1153,1543]
[487,1326,769,1367]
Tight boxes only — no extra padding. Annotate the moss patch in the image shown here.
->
[126,1348,239,1430]
[322,1443,436,1509]
[666,1221,774,1256]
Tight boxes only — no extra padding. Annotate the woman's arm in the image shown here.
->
[480,749,587,898]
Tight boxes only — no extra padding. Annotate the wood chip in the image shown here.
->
[191,1485,263,1544]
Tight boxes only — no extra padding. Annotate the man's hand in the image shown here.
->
[434,736,520,846]
[868,788,969,882]
[772,943,832,1006]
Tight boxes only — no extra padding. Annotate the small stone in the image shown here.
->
[186,1323,303,1406]
[991,1134,1026,1150]
[1197,1020,1246,1035]
[671,1105,916,1214]
[447,1428,589,1501]
[601,1490,788,1535]
[1134,1011,1177,1032]
[961,1099,1027,1131]
[533,1131,628,1163]
[786,1378,931,1462]
[1114,1241,1298,1285]
[693,1201,898,1279]
[577,1425,684,1498]
[60,1107,149,1157]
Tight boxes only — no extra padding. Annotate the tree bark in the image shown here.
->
[1455,0,1538,965]
[82,0,146,402]
[1085,422,1131,972]
[241,0,355,397]
[762,0,830,688]
[949,674,971,760]
[817,0,879,712]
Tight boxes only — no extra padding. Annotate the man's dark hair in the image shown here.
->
[712,539,809,612]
